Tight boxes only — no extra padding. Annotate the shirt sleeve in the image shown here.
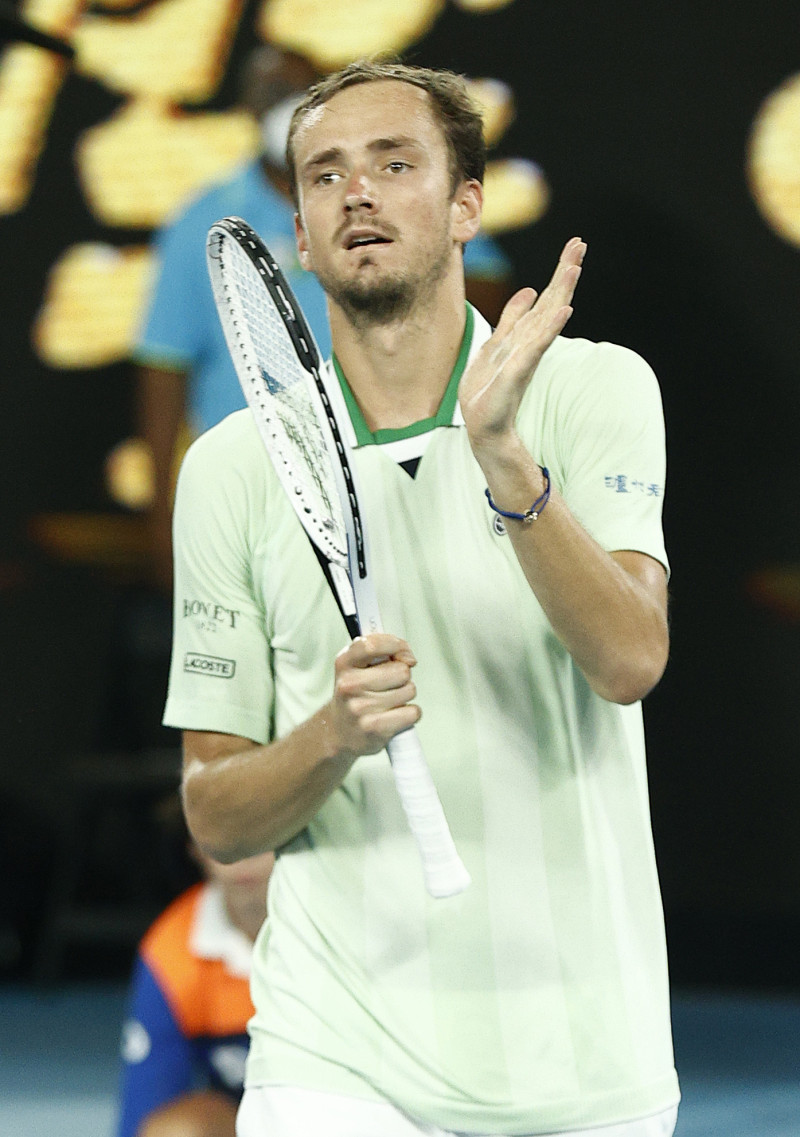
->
[528,338,669,573]
[163,417,274,743]
[116,956,195,1137]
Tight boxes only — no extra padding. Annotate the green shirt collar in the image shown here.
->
[331,303,474,447]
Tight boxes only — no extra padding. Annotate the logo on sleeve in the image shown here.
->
[604,475,662,496]
[184,653,236,678]
[182,599,240,632]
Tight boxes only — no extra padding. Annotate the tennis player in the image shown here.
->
[166,60,679,1137]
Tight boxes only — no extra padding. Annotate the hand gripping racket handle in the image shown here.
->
[385,727,471,898]
[351,561,469,898]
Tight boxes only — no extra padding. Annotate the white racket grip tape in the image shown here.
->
[386,727,471,899]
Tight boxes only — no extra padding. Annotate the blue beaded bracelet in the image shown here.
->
[485,467,551,523]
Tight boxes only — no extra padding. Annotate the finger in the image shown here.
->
[339,634,417,669]
[349,674,418,716]
[536,238,585,303]
[551,237,587,277]
[360,703,422,739]
[481,296,574,390]
[553,240,586,301]
[544,244,585,303]
[339,669,419,733]
[520,298,576,360]
[517,257,582,334]
[560,236,587,266]
[492,287,537,339]
[548,302,575,339]
[494,241,584,341]
[355,659,416,696]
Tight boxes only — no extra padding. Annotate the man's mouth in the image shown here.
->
[344,232,393,250]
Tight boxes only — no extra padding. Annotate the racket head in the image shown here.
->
[206,216,364,591]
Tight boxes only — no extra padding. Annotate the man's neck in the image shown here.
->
[329,283,468,433]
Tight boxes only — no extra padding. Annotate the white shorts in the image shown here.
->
[236,1085,678,1137]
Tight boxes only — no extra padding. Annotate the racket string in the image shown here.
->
[224,241,348,557]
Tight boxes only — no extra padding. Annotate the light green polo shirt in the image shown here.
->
[165,307,678,1134]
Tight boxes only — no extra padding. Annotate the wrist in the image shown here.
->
[485,467,551,524]
[475,432,547,498]
[312,703,359,769]
[468,426,530,477]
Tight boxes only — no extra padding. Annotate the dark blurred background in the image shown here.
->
[1,0,799,989]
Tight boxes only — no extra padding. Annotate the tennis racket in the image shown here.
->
[206,216,470,900]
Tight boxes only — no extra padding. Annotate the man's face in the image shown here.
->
[292,80,480,322]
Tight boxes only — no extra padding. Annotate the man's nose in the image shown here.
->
[344,172,377,212]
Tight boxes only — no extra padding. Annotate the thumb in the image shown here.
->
[492,287,537,339]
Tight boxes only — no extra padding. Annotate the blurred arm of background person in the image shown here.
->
[137,364,185,592]
[116,835,275,1137]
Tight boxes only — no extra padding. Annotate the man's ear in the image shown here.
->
[295,211,313,270]
[451,178,484,245]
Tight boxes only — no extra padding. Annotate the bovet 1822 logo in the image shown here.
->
[182,600,240,629]
[184,653,236,679]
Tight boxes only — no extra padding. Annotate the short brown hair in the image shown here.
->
[286,59,486,202]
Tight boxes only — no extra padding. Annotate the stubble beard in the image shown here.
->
[317,239,453,329]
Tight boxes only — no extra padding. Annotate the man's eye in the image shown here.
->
[387,161,410,172]
[317,171,341,184]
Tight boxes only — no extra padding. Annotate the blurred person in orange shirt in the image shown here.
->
[116,843,274,1137]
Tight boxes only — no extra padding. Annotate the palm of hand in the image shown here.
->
[459,237,586,446]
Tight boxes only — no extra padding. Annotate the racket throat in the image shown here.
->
[310,544,361,639]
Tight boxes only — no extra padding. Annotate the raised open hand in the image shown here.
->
[459,237,586,451]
